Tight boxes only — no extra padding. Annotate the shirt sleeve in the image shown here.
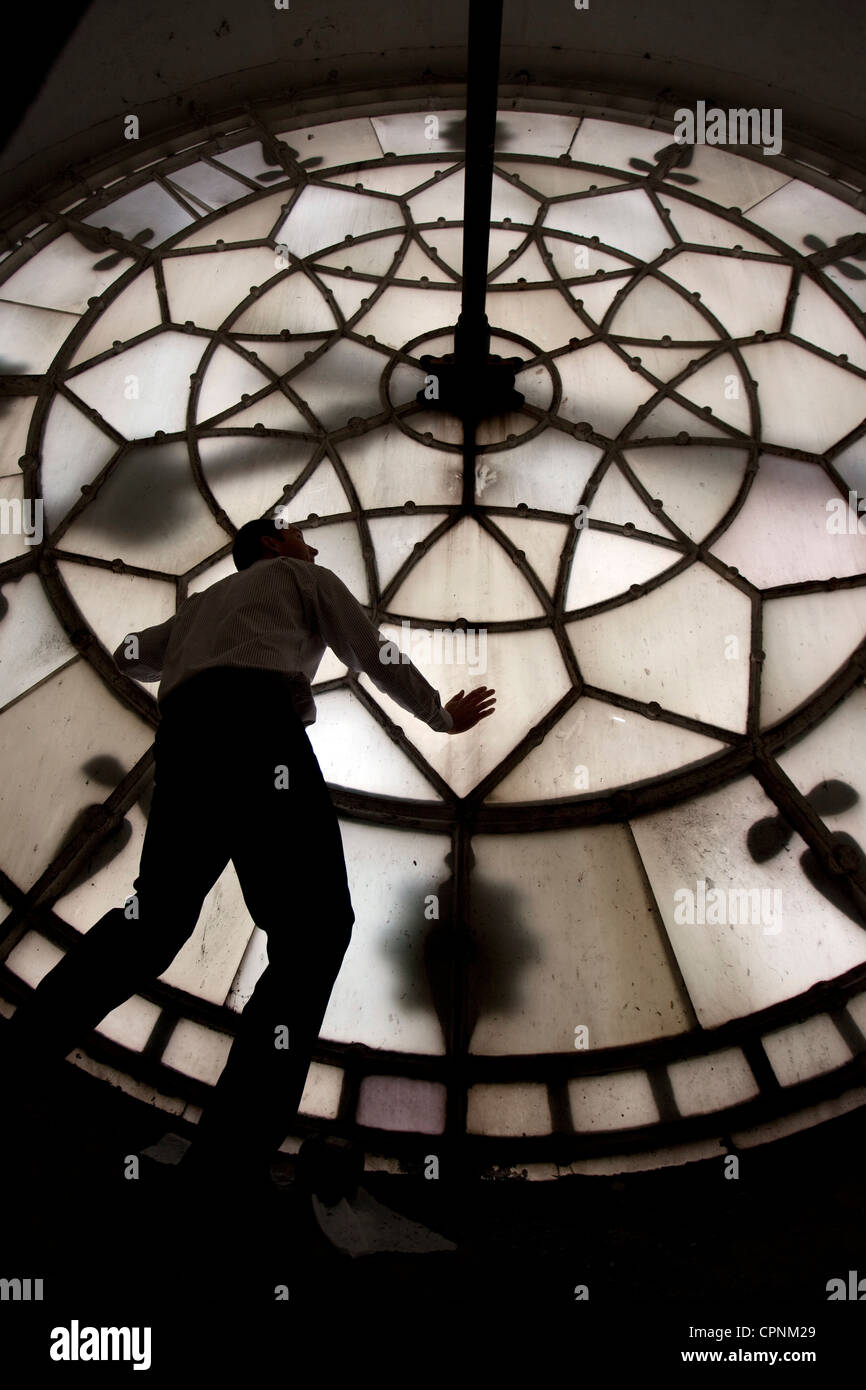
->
[112,615,177,682]
[307,566,453,732]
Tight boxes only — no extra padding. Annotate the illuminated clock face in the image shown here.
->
[1,106,866,1170]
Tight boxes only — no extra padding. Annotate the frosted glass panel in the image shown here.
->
[306,688,441,798]
[5,932,63,987]
[775,685,866,856]
[158,861,255,1005]
[390,516,544,622]
[314,232,404,276]
[567,1071,658,1131]
[0,659,152,886]
[318,820,452,1053]
[488,696,725,802]
[606,275,718,341]
[474,433,601,512]
[556,343,659,435]
[738,342,866,455]
[356,1076,447,1133]
[623,446,748,542]
[298,1062,344,1120]
[488,517,569,595]
[675,352,752,433]
[229,270,338,334]
[167,162,251,210]
[297,519,367,600]
[497,160,621,199]
[0,572,75,708]
[0,233,133,313]
[55,800,152,932]
[57,562,175,663]
[470,826,693,1052]
[569,118,673,173]
[0,398,34,474]
[744,179,866,254]
[466,1084,550,1136]
[0,475,29,562]
[545,189,673,262]
[275,116,384,167]
[161,1019,233,1085]
[761,587,866,726]
[275,457,349,523]
[217,387,308,431]
[632,774,866,1028]
[340,424,454,511]
[83,182,194,245]
[67,332,207,437]
[565,529,680,609]
[662,253,791,337]
[60,441,228,573]
[195,345,272,421]
[355,286,461,348]
[588,462,677,539]
[0,301,77,373]
[657,196,780,253]
[762,1014,852,1086]
[567,562,752,731]
[668,1049,759,1116]
[198,437,315,522]
[288,340,386,428]
[174,190,290,249]
[360,627,570,798]
[69,269,164,367]
[790,275,866,371]
[366,512,449,588]
[97,995,161,1052]
[328,164,448,197]
[162,248,282,329]
[274,185,403,259]
[711,454,866,586]
[484,288,584,351]
[187,553,236,594]
[662,144,789,215]
[40,394,119,528]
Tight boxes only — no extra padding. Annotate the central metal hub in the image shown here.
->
[416,351,525,419]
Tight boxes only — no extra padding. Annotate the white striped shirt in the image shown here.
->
[112,556,454,732]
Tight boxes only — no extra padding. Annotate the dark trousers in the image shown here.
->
[3,667,355,1175]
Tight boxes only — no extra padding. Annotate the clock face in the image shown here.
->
[1,105,866,1171]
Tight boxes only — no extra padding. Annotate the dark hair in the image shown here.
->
[232,516,281,571]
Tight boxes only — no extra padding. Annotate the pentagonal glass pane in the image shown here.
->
[567,561,752,731]
[663,252,791,337]
[174,190,290,249]
[340,428,460,508]
[162,247,284,330]
[67,331,208,438]
[738,341,866,455]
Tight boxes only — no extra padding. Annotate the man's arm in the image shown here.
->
[112,615,177,682]
[307,566,458,730]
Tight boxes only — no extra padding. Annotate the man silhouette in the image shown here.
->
[1,515,495,1190]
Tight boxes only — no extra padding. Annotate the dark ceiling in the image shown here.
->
[1,0,865,212]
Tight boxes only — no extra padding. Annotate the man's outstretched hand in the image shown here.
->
[444,686,496,733]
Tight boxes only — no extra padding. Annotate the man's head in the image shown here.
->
[232,516,318,571]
